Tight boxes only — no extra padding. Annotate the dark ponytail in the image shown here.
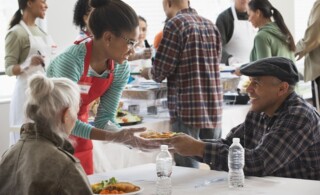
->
[9,0,30,29]
[271,7,295,51]
[248,0,295,51]
[88,0,139,39]
[9,10,22,29]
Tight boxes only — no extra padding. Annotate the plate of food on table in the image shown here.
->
[116,110,143,126]
[91,177,143,195]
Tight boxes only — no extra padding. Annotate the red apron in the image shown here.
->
[71,40,114,175]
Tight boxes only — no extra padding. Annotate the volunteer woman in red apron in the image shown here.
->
[73,40,115,174]
[47,0,158,175]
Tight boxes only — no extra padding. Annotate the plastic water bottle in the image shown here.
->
[228,138,245,188]
[156,145,172,195]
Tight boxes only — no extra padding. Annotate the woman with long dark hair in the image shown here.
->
[247,0,295,61]
[5,0,56,142]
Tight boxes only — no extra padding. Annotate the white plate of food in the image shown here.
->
[94,188,143,195]
[92,177,143,195]
[136,130,181,140]
[116,110,142,126]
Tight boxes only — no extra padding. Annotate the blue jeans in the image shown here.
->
[171,118,221,168]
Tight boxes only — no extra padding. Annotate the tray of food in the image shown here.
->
[91,177,142,195]
[116,110,142,126]
[122,82,167,100]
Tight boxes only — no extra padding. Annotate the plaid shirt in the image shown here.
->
[202,92,320,180]
[152,8,223,129]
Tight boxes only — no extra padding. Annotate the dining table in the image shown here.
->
[88,163,320,195]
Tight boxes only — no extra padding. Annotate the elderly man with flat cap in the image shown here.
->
[165,57,320,180]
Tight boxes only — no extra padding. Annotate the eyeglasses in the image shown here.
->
[120,34,138,50]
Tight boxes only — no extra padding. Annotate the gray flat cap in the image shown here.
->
[240,57,299,85]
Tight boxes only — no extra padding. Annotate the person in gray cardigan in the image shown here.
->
[0,74,92,195]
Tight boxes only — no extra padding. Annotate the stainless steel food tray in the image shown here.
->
[122,82,167,100]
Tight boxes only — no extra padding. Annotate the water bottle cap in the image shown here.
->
[232,138,240,143]
[160,145,168,150]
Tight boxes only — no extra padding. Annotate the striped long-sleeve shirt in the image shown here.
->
[47,43,130,138]
[152,8,223,129]
[202,92,320,180]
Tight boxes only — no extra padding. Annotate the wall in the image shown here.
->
[46,0,78,55]
[270,0,295,37]
[46,0,296,54]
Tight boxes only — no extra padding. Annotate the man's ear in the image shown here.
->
[278,82,289,96]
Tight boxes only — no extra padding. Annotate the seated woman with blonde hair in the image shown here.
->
[0,74,92,194]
